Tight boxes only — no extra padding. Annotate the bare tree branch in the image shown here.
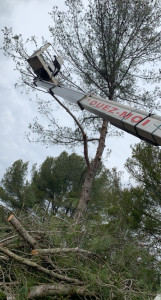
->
[49,91,90,168]
[0,246,84,285]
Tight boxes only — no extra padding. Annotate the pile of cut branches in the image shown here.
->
[0,205,159,300]
[0,210,98,299]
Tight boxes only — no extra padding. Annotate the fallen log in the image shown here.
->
[0,246,84,285]
[28,283,93,298]
[32,247,94,256]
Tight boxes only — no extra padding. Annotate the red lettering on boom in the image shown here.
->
[141,119,151,126]
[96,102,106,109]
[89,100,97,106]
[108,107,119,114]
[102,104,111,111]
[131,116,143,123]
[119,111,130,118]
[125,113,133,119]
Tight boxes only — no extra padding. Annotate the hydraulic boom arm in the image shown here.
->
[34,79,161,146]
[27,43,161,146]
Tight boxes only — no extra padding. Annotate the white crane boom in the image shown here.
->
[34,79,161,146]
[27,44,161,146]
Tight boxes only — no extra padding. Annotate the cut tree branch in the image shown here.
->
[8,214,38,248]
[31,247,94,256]
[8,214,56,269]
[28,283,93,298]
[0,246,84,285]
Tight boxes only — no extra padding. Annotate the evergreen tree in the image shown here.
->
[125,142,161,248]
[0,160,31,209]
[31,152,86,215]
[126,141,161,206]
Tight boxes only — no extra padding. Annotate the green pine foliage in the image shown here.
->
[0,142,160,298]
[31,152,86,215]
[0,212,159,299]
[0,160,29,209]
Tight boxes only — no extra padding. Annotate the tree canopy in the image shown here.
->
[0,160,31,209]
[31,152,86,215]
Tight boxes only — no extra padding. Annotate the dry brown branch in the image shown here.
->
[0,246,84,285]
[28,283,93,298]
[31,247,94,256]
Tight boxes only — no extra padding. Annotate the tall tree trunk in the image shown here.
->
[74,120,108,222]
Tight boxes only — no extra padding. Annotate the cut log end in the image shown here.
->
[8,214,14,222]
[31,250,39,255]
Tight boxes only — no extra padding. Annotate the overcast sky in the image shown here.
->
[0,0,141,184]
